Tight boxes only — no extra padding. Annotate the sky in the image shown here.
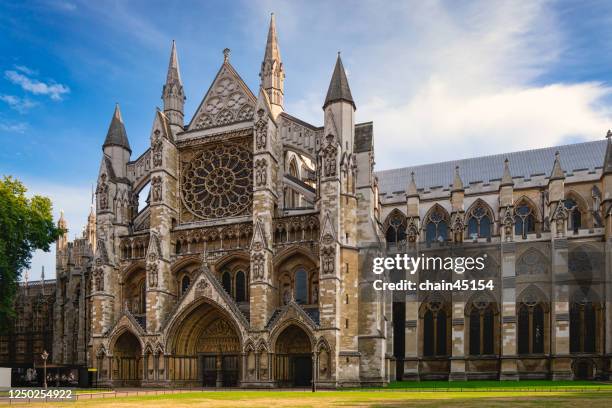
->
[2,0,612,280]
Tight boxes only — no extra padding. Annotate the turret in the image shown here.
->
[162,40,185,133]
[259,13,284,118]
[323,53,355,154]
[450,166,465,242]
[102,104,131,179]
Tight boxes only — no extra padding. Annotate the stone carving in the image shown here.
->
[502,206,514,240]
[181,143,253,219]
[93,268,104,291]
[406,217,419,242]
[151,176,162,202]
[147,262,158,287]
[517,249,548,276]
[252,253,265,280]
[322,137,337,178]
[97,174,109,210]
[254,159,267,187]
[192,72,255,130]
[152,134,163,167]
[321,246,335,275]
[254,109,268,150]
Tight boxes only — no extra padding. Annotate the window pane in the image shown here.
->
[294,269,308,304]
[467,218,478,239]
[533,305,544,354]
[386,227,397,244]
[423,310,434,357]
[518,305,529,354]
[483,308,494,354]
[235,271,246,302]
[584,303,596,353]
[436,311,447,356]
[570,303,581,353]
[426,223,436,243]
[469,309,480,355]
[437,221,448,241]
[181,276,190,295]
[222,272,232,295]
[480,216,491,238]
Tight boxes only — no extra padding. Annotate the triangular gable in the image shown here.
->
[251,218,269,251]
[188,61,257,131]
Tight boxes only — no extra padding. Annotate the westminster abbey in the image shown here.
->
[1,15,611,386]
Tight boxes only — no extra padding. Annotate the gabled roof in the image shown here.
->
[323,54,355,110]
[187,57,257,131]
[103,104,131,152]
[375,140,606,196]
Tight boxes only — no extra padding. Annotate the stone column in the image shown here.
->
[450,300,466,381]
[551,238,572,380]
[500,242,518,380]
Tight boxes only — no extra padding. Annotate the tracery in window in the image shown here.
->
[422,301,449,357]
[384,210,407,248]
[466,200,493,239]
[570,292,598,353]
[425,205,448,243]
[517,287,547,355]
[468,301,496,356]
[514,198,536,238]
[564,198,582,233]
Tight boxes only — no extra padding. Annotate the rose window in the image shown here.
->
[182,144,252,219]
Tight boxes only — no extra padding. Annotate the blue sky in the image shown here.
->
[2,0,612,280]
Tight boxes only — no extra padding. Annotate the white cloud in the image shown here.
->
[0,120,28,133]
[4,70,70,101]
[0,94,38,113]
[251,0,612,169]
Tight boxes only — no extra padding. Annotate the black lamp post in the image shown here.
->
[41,350,49,389]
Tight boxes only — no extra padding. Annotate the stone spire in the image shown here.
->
[452,166,464,192]
[501,158,514,186]
[323,53,355,110]
[103,104,131,153]
[260,13,284,117]
[549,151,565,180]
[406,172,418,197]
[162,40,185,131]
[603,130,612,175]
[57,210,68,251]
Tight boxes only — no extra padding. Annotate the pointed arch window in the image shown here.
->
[514,200,536,238]
[181,275,190,296]
[422,301,449,357]
[221,271,232,296]
[468,302,495,355]
[384,211,406,249]
[517,302,545,354]
[467,202,492,239]
[425,207,448,243]
[235,270,246,302]
[564,198,582,233]
[294,268,308,304]
[570,300,597,353]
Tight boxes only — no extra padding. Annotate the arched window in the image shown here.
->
[422,301,448,357]
[425,206,448,243]
[139,280,146,315]
[181,275,190,296]
[466,201,492,239]
[235,271,246,302]
[517,302,545,354]
[286,158,300,208]
[514,200,536,238]
[384,211,406,249]
[570,300,597,353]
[468,302,495,355]
[294,268,308,304]
[222,271,232,296]
[564,198,582,233]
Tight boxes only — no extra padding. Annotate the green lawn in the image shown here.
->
[382,379,612,390]
[6,388,612,408]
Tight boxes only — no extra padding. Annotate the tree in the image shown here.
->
[0,176,62,330]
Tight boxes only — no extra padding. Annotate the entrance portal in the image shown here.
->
[112,331,142,386]
[275,325,312,387]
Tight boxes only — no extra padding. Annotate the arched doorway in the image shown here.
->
[170,300,242,387]
[275,324,312,387]
[112,331,142,386]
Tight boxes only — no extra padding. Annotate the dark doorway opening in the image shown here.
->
[293,356,312,386]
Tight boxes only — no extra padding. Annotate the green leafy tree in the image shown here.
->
[0,176,62,330]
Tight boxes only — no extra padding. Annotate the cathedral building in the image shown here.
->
[4,15,611,386]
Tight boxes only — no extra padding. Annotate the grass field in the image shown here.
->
[5,387,612,408]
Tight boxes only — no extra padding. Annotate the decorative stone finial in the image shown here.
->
[607,129,611,139]
[223,48,231,62]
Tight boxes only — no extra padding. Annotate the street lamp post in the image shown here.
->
[41,350,49,389]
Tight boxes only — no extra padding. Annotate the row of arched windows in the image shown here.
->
[416,300,598,357]
[221,270,248,302]
[385,195,588,245]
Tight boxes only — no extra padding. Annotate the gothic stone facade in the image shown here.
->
[23,15,612,386]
